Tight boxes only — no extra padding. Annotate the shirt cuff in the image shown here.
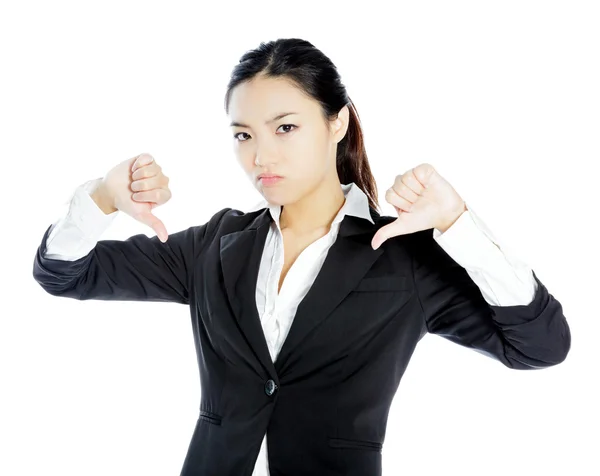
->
[70,178,119,233]
[44,178,119,259]
[432,202,537,306]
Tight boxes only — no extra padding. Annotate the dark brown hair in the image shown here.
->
[223,38,380,214]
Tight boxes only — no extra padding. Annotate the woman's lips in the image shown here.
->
[259,176,283,186]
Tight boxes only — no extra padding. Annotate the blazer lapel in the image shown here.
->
[220,209,277,378]
[219,206,383,379]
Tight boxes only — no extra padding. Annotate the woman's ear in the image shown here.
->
[331,105,350,144]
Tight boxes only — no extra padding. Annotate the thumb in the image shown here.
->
[136,211,169,243]
[371,223,393,250]
[371,220,403,250]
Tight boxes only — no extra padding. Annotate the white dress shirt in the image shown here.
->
[43,178,538,476]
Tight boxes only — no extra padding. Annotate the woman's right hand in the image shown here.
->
[93,152,172,243]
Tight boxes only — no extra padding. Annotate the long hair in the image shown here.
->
[223,38,380,214]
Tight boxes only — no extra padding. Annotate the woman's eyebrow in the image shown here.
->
[229,112,299,128]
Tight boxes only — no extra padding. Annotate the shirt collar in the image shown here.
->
[248,182,375,227]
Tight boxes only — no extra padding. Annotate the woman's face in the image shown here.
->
[228,75,348,207]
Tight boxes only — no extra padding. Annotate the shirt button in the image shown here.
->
[264,379,278,396]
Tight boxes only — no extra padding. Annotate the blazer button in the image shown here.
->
[264,379,278,396]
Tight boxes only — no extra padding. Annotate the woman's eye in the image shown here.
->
[233,132,250,142]
[233,124,297,142]
[277,124,297,134]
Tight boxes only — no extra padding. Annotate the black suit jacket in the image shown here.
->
[33,206,571,476]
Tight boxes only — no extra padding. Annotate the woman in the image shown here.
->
[33,38,570,476]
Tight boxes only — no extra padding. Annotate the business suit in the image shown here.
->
[33,203,571,475]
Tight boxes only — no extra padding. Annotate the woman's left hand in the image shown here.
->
[371,163,467,250]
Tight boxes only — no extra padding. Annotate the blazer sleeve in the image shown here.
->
[410,229,571,369]
[32,207,231,305]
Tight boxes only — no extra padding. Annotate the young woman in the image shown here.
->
[33,38,570,476]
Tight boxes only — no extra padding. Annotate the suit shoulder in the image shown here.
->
[203,206,265,235]
[215,206,263,225]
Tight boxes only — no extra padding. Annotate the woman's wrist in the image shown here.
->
[90,183,118,215]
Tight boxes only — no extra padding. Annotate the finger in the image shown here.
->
[412,163,436,189]
[132,161,161,181]
[402,170,426,195]
[131,153,154,174]
[136,211,169,243]
[131,175,162,193]
[385,187,413,212]
[132,164,154,181]
[131,188,170,205]
[390,180,419,203]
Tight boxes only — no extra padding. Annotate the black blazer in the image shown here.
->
[33,205,571,476]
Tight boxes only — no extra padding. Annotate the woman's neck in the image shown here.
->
[279,181,346,236]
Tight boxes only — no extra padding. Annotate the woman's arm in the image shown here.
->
[33,179,231,304]
[411,226,571,370]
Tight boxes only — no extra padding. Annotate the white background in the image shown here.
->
[1,1,598,475]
